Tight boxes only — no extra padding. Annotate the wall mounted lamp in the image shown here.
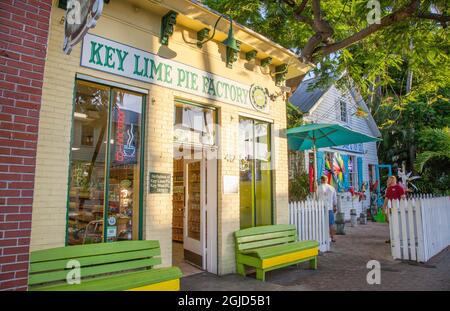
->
[222,16,241,68]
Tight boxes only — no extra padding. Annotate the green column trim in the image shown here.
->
[103,88,114,242]
[138,95,147,240]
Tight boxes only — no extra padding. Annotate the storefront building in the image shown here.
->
[5,0,311,288]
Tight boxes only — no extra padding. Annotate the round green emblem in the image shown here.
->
[249,84,268,111]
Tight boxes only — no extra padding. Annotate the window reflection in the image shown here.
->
[107,89,142,242]
[68,81,109,245]
[174,102,216,146]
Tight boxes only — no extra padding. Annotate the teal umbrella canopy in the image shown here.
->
[287,123,381,151]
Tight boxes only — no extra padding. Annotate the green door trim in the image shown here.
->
[267,122,274,225]
[138,95,147,240]
[251,119,256,227]
[103,88,114,242]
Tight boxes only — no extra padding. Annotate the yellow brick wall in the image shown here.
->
[31,0,290,274]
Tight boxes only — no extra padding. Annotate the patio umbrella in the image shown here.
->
[287,123,381,190]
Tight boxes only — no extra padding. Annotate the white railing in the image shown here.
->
[289,199,330,252]
[389,196,450,262]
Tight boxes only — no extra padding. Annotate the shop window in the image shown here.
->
[67,80,145,245]
[239,117,273,229]
[174,101,216,146]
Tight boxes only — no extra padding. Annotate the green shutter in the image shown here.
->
[357,157,363,191]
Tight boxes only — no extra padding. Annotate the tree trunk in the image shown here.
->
[406,69,413,93]
[406,39,414,94]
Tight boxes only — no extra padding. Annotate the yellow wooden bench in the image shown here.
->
[235,224,319,281]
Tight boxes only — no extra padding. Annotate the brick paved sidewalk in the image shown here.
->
[181,221,450,291]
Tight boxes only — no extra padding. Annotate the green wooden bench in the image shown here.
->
[29,240,182,291]
[235,224,319,281]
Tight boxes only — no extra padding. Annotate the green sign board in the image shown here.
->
[81,33,269,112]
[148,172,171,194]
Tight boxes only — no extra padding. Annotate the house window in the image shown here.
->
[339,101,347,123]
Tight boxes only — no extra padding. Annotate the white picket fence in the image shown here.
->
[389,196,450,262]
[289,199,330,252]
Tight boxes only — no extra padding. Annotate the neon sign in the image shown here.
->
[114,106,137,164]
[124,124,136,158]
[115,106,125,162]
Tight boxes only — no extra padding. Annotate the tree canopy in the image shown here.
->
[204,0,449,101]
[205,0,450,194]
[204,0,450,97]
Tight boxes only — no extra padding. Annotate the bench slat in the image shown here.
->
[29,257,161,286]
[235,224,296,238]
[241,240,319,259]
[238,235,296,251]
[30,248,160,273]
[235,225,319,281]
[237,230,296,244]
[31,267,182,291]
[30,240,159,263]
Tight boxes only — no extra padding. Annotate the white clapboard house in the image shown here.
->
[288,77,382,219]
